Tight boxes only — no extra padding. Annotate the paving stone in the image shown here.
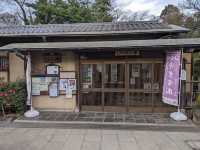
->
[186,140,200,150]
[81,141,100,150]
[93,117,104,122]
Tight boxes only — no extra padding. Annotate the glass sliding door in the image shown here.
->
[80,60,170,113]
[104,63,126,112]
[104,64,125,88]
[81,63,103,111]
[128,63,153,112]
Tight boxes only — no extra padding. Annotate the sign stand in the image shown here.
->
[170,49,187,121]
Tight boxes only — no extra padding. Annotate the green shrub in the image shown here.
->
[197,94,200,107]
[0,80,26,115]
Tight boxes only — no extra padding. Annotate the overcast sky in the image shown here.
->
[1,0,186,17]
[115,0,183,16]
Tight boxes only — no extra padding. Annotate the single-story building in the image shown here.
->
[0,21,199,113]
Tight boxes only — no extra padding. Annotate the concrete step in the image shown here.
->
[12,119,200,132]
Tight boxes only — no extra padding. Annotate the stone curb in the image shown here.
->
[14,119,196,127]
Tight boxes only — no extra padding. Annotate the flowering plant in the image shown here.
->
[0,80,26,115]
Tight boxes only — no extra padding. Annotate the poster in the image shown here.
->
[59,79,68,91]
[59,79,76,91]
[32,83,40,95]
[49,82,59,97]
[47,65,59,75]
[162,51,181,106]
[68,79,76,91]
[40,83,48,91]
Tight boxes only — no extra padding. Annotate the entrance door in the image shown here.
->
[80,60,169,112]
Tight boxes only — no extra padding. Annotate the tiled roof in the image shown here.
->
[0,38,199,50]
[0,21,189,36]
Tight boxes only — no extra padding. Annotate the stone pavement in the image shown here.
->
[0,127,200,150]
[18,111,193,125]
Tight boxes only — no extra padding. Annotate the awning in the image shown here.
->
[0,38,200,51]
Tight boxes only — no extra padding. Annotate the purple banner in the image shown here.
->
[162,51,181,106]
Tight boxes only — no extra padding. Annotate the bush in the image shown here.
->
[197,94,200,107]
[0,80,26,115]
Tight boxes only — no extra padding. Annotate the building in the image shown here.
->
[0,21,198,113]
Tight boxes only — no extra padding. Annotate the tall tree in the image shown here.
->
[182,0,200,12]
[0,12,21,25]
[66,0,95,23]
[181,0,200,37]
[160,4,184,26]
[27,0,96,24]
[93,0,113,22]
[28,0,68,24]
[2,0,33,25]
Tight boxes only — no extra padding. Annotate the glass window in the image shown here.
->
[81,64,102,89]
[129,64,152,90]
[104,64,125,88]
[104,92,125,106]
[0,56,8,71]
[152,63,163,92]
[82,92,102,106]
[129,92,152,107]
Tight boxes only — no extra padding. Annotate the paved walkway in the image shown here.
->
[18,111,193,125]
[0,127,200,150]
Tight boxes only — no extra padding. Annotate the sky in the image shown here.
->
[1,0,187,17]
[115,0,183,16]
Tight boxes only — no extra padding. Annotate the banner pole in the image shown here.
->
[170,49,187,121]
[178,49,183,112]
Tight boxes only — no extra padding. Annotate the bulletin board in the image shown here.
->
[32,76,59,96]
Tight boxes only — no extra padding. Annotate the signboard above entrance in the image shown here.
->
[115,50,140,56]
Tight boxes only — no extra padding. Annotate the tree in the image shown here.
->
[25,0,98,24]
[93,0,113,22]
[160,4,184,26]
[113,9,157,22]
[28,0,69,24]
[2,0,34,25]
[182,0,200,12]
[66,0,95,23]
[0,12,21,25]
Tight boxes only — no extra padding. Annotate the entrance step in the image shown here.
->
[13,111,199,131]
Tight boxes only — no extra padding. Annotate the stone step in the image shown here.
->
[12,119,199,132]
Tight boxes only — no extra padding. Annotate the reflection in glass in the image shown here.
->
[129,64,152,89]
[104,92,125,106]
[129,92,152,106]
[82,64,102,88]
[104,64,125,88]
[82,92,102,106]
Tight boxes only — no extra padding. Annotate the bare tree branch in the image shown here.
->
[182,0,200,12]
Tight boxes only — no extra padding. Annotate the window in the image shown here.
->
[0,56,8,71]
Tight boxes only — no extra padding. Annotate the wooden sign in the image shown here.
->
[115,50,140,56]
